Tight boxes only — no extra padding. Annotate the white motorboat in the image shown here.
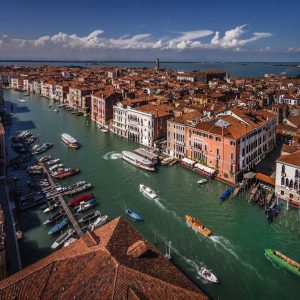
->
[88,215,108,231]
[63,237,77,247]
[197,179,208,185]
[100,127,109,133]
[51,229,75,250]
[198,267,218,283]
[139,184,158,199]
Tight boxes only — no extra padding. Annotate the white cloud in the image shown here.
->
[0,25,275,59]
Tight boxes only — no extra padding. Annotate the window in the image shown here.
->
[242,148,245,156]
[289,180,293,189]
[285,178,289,186]
[281,177,285,186]
[289,194,293,199]
[296,170,299,178]
[281,165,285,173]
[281,190,284,195]
[231,153,234,160]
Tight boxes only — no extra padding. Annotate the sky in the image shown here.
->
[0,0,299,61]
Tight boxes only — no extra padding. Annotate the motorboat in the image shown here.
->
[51,229,75,250]
[43,202,60,213]
[78,210,101,224]
[197,179,208,184]
[69,193,94,207]
[46,158,60,166]
[64,182,92,196]
[198,267,218,283]
[185,215,212,238]
[63,237,77,247]
[125,208,143,222]
[88,215,108,231]
[48,219,68,235]
[139,184,157,199]
[100,127,109,133]
[43,211,65,225]
[49,163,64,172]
[38,155,52,163]
[75,198,96,213]
[61,133,80,149]
[65,181,86,191]
[53,168,80,180]
[122,151,155,172]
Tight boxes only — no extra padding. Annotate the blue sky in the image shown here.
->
[0,0,299,61]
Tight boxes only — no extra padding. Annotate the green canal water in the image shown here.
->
[4,90,300,299]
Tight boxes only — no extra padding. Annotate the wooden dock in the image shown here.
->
[40,163,84,238]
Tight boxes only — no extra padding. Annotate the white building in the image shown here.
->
[275,151,300,206]
[113,102,128,138]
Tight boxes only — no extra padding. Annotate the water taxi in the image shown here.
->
[61,133,80,149]
[265,249,300,276]
[185,215,212,237]
[122,151,155,172]
[139,184,158,199]
[125,208,143,222]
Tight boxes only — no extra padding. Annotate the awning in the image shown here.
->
[255,173,275,186]
[134,148,158,160]
[182,158,196,166]
[244,172,256,179]
[194,163,215,174]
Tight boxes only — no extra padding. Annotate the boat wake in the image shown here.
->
[103,151,122,160]
[18,99,27,102]
[210,235,239,260]
[211,235,263,280]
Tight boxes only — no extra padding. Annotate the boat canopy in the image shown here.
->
[62,133,77,144]
[194,163,215,175]
[123,151,153,166]
[134,148,158,162]
[182,158,196,166]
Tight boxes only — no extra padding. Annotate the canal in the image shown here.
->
[4,90,300,299]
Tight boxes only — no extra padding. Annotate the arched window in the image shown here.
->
[289,180,293,189]
[281,177,285,185]
[282,165,285,173]
[286,178,289,186]
[242,148,245,156]
[296,169,299,178]
[294,181,298,190]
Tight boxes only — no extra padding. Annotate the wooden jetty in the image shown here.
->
[41,163,84,238]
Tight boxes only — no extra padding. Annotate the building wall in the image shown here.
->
[166,120,185,158]
[275,161,300,203]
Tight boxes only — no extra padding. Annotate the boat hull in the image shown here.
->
[265,249,300,276]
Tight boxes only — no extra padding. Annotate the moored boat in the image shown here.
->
[197,179,208,185]
[61,133,80,149]
[75,198,96,213]
[220,187,234,201]
[88,215,108,231]
[197,267,218,283]
[48,219,68,235]
[122,151,155,172]
[64,182,92,196]
[69,193,94,207]
[125,208,143,222]
[51,229,75,250]
[53,168,80,180]
[43,211,65,225]
[139,184,157,199]
[185,215,212,237]
[78,210,101,224]
[265,249,300,276]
